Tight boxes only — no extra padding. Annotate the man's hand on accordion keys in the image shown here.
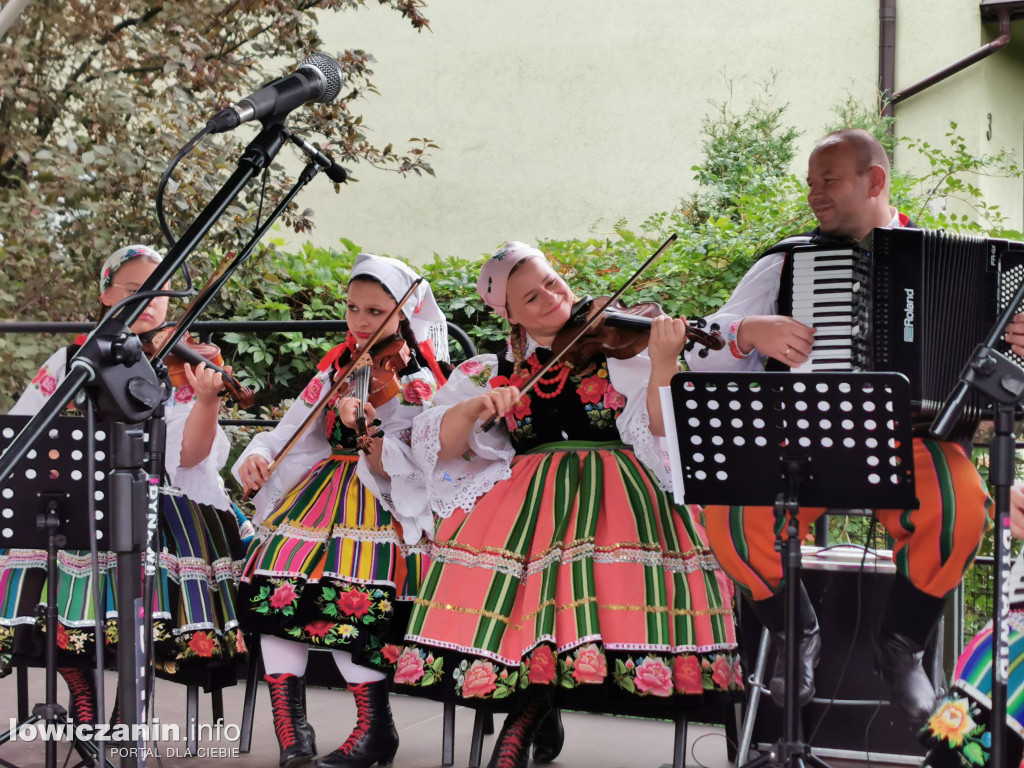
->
[736,315,816,366]
[1004,311,1024,358]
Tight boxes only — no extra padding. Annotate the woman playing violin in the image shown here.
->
[401,242,739,768]
[0,245,251,726]
[233,253,449,768]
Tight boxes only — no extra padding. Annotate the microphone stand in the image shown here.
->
[0,120,341,768]
[931,278,1024,768]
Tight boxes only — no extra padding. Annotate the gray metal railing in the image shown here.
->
[0,320,478,426]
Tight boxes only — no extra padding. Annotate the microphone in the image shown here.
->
[207,52,344,134]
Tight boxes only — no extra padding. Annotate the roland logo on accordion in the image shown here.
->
[903,288,915,342]
[776,227,1024,440]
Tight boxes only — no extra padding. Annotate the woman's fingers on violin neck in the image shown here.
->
[363,402,377,421]
[649,316,688,355]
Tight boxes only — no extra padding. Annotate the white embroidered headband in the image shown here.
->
[99,244,164,292]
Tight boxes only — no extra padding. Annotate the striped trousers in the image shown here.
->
[702,438,991,601]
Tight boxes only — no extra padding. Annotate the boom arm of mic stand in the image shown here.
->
[154,148,330,351]
[0,123,293,486]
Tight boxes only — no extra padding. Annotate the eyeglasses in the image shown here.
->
[109,283,142,295]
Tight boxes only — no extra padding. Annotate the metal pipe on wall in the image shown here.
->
[890,7,1012,107]
[879,0,897,121]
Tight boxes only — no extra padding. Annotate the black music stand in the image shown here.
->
[0,415,115,768]
[664,372,917,768]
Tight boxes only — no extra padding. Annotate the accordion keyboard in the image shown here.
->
[789,248,862,371]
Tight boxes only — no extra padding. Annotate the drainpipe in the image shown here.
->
[879,0,897,161]
[879,0,896,121]
[890,7,1012,106]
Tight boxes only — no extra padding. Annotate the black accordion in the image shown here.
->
[777,227,1024,440]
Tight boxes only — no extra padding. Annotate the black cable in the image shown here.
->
[154,124,210,295]
[688,729,732,768]
[156,125,212,249]
[104,287,194,320]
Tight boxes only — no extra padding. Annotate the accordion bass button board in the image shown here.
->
[777,228,1024,441]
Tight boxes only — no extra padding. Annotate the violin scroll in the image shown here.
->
[683,317,725,357]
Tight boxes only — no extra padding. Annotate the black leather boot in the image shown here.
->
[875,574,946,725]
[58,667,97,726]
[531,707,564,763]
[317,680,398,768]
[747,584,821,707]
[487,690,552,768]
[266,673,318,768]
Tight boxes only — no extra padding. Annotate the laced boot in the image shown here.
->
[58,667,97,726]
[531,707,564,763]
[875,574,946,725]
[266,673,318,768]
[317,680,398,768]
[487,690,553,768]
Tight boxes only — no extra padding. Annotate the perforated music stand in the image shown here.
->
[0,415,112,549]
[0,414,114,768]
[664,372,917,768]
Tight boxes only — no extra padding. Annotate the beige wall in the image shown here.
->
[281,1,1024,262]
[893,1,1024,226]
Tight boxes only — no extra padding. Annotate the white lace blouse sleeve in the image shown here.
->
[163,388,232,510]
[685,252,784,373]
[356,368,440,544]
[607,352,674,492]
[9,348,70,416]
[410,354,515,520]
[232,371,332,526]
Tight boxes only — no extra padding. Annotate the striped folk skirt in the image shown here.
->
[239,453,427,672]
[0,495,249,688]
[921,611,1024,767]
[400,443,740,715]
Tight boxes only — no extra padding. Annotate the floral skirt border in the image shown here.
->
[921,688,1024,767]
[241,574,409,672]
[0,618,247,689]
[393,640,742,715]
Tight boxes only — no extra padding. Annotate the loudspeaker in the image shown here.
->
[739,550,942,762]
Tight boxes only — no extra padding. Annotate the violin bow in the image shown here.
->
[260,277,423,480]
[479,233,678,432]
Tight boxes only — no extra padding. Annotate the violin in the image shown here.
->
[480,232,703,432]
[550,296,725,372]
[332,335,413,453]
[259,277,423,482]
[142,327,255,409]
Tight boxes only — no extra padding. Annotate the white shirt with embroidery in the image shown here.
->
[686,209,906,372]
[231,366,439,542]
[410,337,674,521]
[10,346,233,510]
